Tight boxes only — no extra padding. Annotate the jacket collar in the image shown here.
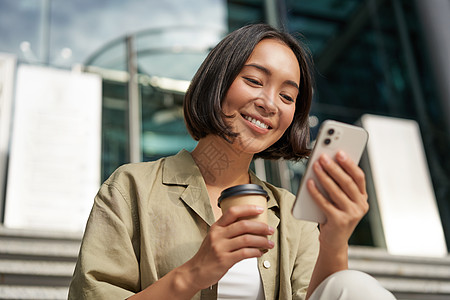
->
[249,171,280,231]
[162,149,280,229]
[249,171,279,210]
[162,149,203,186]
[163,149,215,226]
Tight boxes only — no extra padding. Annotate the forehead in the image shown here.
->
[245,39,300,83]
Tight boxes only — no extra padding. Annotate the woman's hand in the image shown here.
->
[129,205,274,300]
[183,205,275,291]
[307,151,369,252]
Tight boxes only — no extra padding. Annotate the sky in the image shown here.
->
[0,0,227,68]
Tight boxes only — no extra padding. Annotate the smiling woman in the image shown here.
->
[184,25,313,160]
[68,24,396,300]
[220,39,299,155]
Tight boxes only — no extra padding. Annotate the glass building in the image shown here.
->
[1,0,450,250]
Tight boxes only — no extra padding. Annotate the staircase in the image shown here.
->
[1,226,450,299]
[0,226,81,300]
[348,247,450,300]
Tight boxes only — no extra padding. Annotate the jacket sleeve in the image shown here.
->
[291,221,320,300]
[68,180,140,300]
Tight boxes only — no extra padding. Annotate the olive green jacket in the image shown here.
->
[69,150,319,299]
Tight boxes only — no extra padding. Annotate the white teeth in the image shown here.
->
[244,115,269,129]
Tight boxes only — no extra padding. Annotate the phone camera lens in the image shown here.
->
[324,138,331,145]
[328,129,335,135]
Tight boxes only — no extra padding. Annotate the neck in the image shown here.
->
[191,135,253,188]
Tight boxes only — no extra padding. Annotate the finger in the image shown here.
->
[227,247,266,263]
[306,179,338,222]
[336,151,367,195]
[226,219,274,239]
[216,205,264,227]
[318,154,362,203]
[226,234,274,252]
[313,160,349,210]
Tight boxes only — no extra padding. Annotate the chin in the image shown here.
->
[234,138,273,155]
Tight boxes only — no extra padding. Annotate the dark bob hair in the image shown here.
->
[184,23,314,160]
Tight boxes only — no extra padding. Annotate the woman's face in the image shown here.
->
[222,38,300,155]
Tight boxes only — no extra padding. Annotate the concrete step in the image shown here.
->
[0,226,82,240]
[0,225,81,262]
[349,246,450,300]
[0,237,80,262]
[0,286,68,300]
[0,226,80,292]
[0,259,75,286]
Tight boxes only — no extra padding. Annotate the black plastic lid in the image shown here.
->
[218,184,269,207]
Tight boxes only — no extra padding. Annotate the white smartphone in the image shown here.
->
[291,120,369,223]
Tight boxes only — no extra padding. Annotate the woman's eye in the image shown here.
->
[244,77,262,86]
[281,94,295,103]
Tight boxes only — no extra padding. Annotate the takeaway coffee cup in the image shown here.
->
[218,184,269,224]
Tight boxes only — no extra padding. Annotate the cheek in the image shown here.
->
[221,82,241,114]
[281,107,296,130]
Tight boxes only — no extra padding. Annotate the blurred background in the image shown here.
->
[1,0,450,299]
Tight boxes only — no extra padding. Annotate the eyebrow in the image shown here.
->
[244,63,300,90]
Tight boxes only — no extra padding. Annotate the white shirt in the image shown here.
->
[217,257,265,299]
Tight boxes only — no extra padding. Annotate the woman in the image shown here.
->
[69,24,395,299]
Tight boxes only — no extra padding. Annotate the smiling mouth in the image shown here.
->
[243,115,270,129]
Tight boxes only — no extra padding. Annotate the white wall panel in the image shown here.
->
[361,114,447,257]
[4,65,102,233]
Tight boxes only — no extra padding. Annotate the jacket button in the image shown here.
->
[263,260,271,269]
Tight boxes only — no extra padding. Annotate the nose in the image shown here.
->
[255,90,277,115]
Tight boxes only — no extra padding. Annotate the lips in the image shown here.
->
[242,114,271,130]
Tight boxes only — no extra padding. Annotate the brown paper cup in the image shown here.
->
[218,184,269,225]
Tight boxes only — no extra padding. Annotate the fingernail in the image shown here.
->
[268,226,275,234]
[268,240,274,247]
[314,161,323,171]
[337,151,347,161]
[255,206,264,213]
[320,154,331,165]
